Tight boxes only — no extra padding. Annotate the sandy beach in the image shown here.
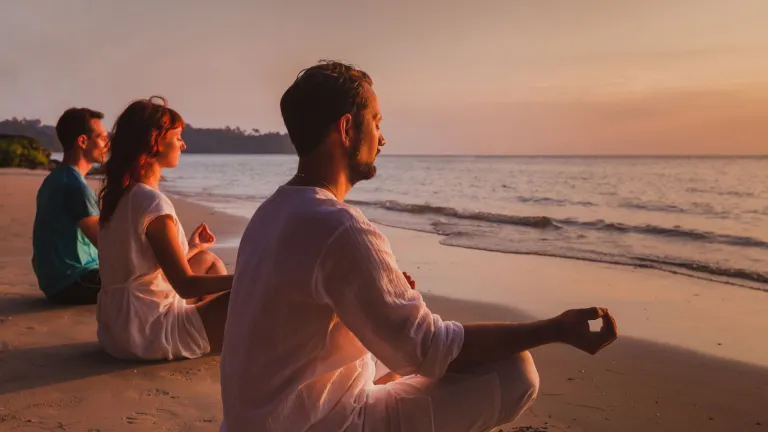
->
[1,168,767,432]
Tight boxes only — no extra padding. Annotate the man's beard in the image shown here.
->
[348,137,377,186]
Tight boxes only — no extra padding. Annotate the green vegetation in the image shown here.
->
[0,134,51,169]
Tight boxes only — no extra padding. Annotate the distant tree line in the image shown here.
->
[0,118,296,155]
[0,133,51,169]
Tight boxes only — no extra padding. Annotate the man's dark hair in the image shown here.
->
[280,60,373,157]
[55,107,104,152]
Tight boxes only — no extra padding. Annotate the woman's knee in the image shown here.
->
[189,250,227,275]
[207,252,227,275]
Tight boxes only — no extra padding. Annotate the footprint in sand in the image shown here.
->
[166,359,219,381]
[167,366,207,382]
[193,416,217,424]
[123,412,160,425]
[142,388,171,397]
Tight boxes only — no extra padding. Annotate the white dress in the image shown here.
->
[96,183,210,360]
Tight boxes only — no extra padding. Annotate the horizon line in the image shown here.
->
[377,153,768,158]
[46,151,767,158]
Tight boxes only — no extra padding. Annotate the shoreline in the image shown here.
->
[1,168,767,431]
[374,220,768,293]
[166,188,768,294]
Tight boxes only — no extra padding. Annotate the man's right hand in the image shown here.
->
[554,307,618,355]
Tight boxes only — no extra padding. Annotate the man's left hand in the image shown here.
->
[403,272,416,290]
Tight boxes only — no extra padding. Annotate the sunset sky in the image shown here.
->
[1,0,767,155]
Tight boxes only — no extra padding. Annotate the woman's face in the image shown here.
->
[155,127,186,168]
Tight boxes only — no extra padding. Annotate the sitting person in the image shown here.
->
[96,96,231,361]
[32,107,108,305]
[219,61,619,432]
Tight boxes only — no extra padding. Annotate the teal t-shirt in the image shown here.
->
[32,164,100,296]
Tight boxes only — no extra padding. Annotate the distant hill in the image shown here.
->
[181,125,295,155]
[0,118,296,155]
[0,119,58,150]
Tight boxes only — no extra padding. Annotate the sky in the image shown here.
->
[1,0,767,155]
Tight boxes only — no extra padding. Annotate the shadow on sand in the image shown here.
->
[0,342,146,396]
[0,293,60,317]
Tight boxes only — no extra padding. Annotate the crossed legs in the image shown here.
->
[364,351,540,432]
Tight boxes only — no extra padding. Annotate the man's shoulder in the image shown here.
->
[39,165,87,195]
[306,197,371,231]
[40,164,69,185]
[302,201,385,250]
[249,188,371,236]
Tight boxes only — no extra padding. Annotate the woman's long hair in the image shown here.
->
[99,96,184,226]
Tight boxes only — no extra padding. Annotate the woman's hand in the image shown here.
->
[189,223,215,253]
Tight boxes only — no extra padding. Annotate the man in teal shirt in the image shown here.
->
[32,107,109,304]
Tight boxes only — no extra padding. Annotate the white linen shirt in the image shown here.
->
[220,186,464,431]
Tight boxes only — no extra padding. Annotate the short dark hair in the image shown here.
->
[55,107,105,152]
[280,60,373,157]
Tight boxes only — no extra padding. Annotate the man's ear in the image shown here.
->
[76,134,88,150]
[339,114,353,150]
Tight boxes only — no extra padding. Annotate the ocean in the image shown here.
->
[155,154,768,292]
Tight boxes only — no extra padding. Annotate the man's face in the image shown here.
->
[83,119,109,164]
[348,84,386,184]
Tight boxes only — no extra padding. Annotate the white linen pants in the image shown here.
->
[362,351,540,432]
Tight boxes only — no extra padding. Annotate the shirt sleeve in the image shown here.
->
[64,180,100,222]
[137,191,179,236]
[314,217,464,379]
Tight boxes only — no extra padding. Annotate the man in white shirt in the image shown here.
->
[220,60,618,432]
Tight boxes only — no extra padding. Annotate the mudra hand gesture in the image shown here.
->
[555,307,618,355]
[189,223,215,252]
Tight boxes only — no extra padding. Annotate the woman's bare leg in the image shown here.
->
[187,249,231,353]
[195,291,230,354]
[186,250,228,304]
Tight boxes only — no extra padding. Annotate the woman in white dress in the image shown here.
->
[96,96,232,361]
